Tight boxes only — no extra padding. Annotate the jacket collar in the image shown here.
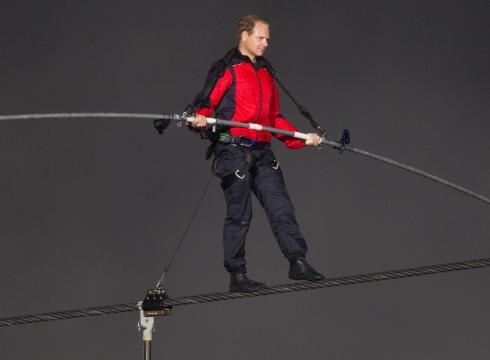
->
[231,47,267,69]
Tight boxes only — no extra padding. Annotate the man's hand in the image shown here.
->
[305,133,323,147]
[188,114,208,128]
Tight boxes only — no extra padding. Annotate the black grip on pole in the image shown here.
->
[336,128,351,153]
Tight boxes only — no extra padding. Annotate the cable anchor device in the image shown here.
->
[138,288,172,359]
[141,287,173,317]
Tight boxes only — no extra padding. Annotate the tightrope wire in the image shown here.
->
[1,257,488,327]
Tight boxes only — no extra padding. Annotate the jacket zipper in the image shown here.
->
[254,66,263,142]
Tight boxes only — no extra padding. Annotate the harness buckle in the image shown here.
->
[236,136,256,148]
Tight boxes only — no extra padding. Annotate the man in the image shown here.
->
[189,15,324,292]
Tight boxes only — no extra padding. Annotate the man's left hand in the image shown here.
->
[305,133,322,147]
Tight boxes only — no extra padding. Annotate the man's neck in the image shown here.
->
[238,46,256,63]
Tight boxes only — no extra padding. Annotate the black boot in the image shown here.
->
[289,257,324,281]
[229,272,265,292]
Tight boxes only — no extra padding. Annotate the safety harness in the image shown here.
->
[218,141,280,191]
[187,48,326,189]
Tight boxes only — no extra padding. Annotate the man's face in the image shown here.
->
[241,21,270,59]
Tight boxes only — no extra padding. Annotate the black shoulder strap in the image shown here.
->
[261,57,328,137]
[260,57,278,79]
[186,48,237,115]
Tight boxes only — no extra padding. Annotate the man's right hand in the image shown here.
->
[304,133,323,147]
[188,114,208,128]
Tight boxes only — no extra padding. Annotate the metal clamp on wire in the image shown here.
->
[336,128,351,153]
[141,287,172,317]
[177,111,190,128]
[178,107,195,128]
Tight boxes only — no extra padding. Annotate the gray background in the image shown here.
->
[0,1,489,359]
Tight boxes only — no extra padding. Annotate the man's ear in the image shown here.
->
[241,31,248,42]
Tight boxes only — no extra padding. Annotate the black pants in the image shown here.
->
[213,143,308,273]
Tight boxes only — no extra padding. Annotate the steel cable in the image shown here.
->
[1,257,488,327]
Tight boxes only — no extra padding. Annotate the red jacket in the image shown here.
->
[191,48,304,150]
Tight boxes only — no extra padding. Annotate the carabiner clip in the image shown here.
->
[235,170,246,179]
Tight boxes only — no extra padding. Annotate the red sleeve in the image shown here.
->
[270,81,305,150]
[195,68,233,117]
